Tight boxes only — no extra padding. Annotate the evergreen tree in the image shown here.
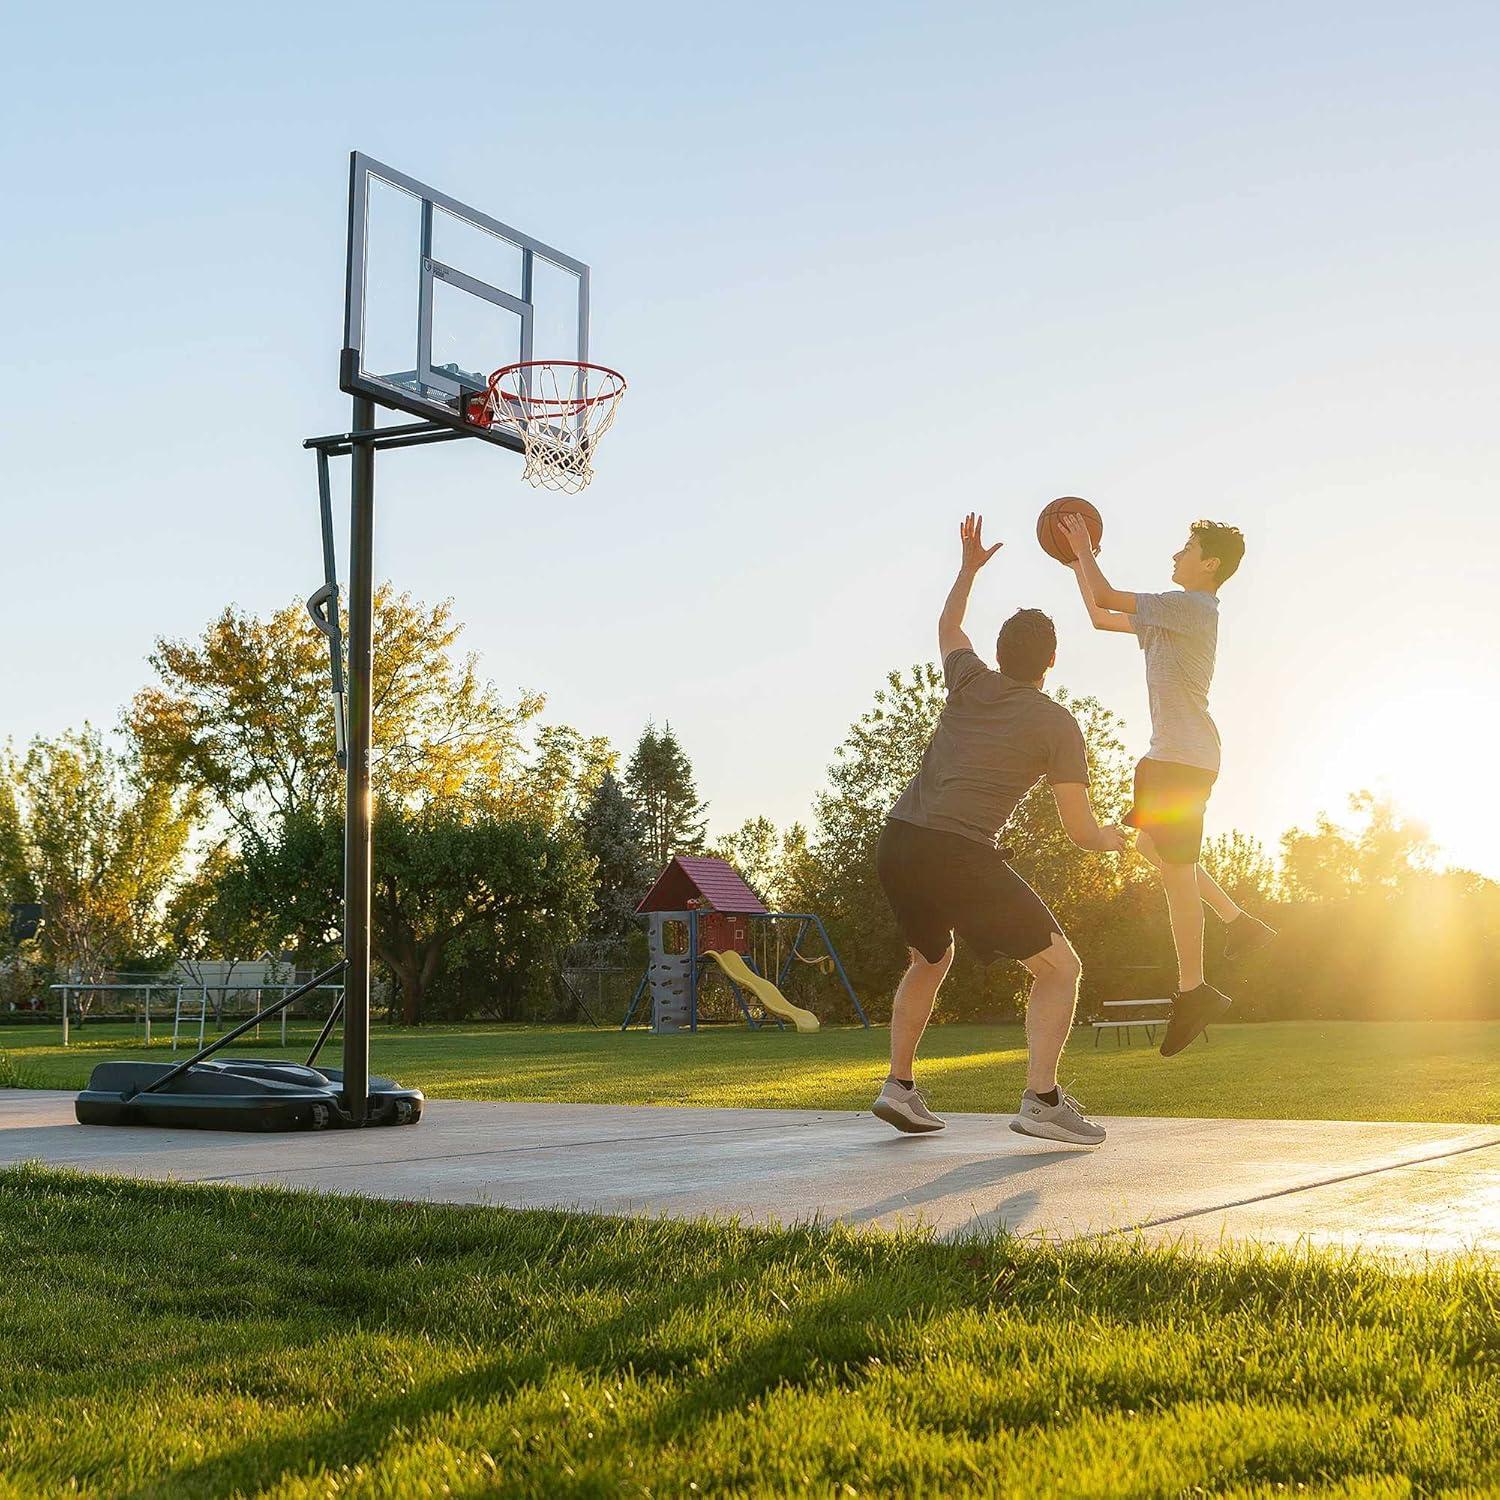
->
[624,722,707,868]
[575,770,650,938]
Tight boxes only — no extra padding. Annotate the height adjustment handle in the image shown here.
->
[306,582,339,638]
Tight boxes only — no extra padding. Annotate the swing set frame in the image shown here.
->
[622,909,869,1032]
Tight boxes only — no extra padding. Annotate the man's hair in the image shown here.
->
[996,608,1057,681]
[1191,520,1245,583]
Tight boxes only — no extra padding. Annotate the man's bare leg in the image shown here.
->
[1018,933,1082,1093]
[873,945,956,1133]
[889,944,953,1080]
[1012,933,1105,1143]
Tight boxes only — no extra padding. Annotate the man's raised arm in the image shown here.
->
[938,512,1003,658]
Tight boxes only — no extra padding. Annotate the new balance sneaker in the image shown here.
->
[1160,982,1232,1057]
[1223,912,1276,961]
[1010,1088,1107,1146]
[872,1078,945,1134]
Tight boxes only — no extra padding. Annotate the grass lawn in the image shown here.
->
[0,1168,1494,1498]
[4,1019,1497,1124]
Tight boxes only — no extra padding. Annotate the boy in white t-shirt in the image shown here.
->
[1059,514,1274,1056]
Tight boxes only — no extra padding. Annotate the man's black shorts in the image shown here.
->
[876,818,1062,966]
[1123,756,1217,865]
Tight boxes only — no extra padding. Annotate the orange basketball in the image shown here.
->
[1036,496,1102,564]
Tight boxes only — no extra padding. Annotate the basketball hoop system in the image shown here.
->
[467,360,627,493]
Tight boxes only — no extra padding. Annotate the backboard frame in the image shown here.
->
[340,152,591,453]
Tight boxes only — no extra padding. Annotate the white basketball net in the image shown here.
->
[480,361,626,493]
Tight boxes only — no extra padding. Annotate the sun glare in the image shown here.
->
[1312,685,1500,878]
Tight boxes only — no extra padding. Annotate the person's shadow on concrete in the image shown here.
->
[841,1144,1086,1236]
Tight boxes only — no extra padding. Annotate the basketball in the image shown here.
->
[1036,496,1103,564]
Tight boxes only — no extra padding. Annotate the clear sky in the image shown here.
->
[3,2,1498,876]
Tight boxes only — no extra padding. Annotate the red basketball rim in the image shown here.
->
[487,359,628,411]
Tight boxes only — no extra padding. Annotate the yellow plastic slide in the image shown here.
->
[702,949,821,1033]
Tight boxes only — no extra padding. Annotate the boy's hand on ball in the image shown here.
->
[1058,513,1096,559]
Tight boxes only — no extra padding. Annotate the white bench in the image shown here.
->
[1091,998,1175,1048]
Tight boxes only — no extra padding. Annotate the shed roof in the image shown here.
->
[635,855,768,915]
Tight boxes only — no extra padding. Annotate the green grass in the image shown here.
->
[0,1167,1494,1498]
[4,1019,1498,1124]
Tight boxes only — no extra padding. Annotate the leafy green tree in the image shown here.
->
[10,729,196,983]
[711,816,780,904]
[0,769,39,1001]
[774,822,817,912]
[797,664,955,1010]
[375,807,595,1023]
[170,832,338,974]
[218,802,595,1024]
[625,722,707,867]
[709,816,815,912]
[813,665,945,878]
[1202,830,1278,908]
[1279,791,1434,902]
[524,725,617,827]
[0,770,35,917]
[128,587,550,833]
[575,770,650,939]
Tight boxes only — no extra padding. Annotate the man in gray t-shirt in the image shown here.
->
[1060,513,1274,1058]
[887,645,1092,846]
[872,514,1125,1149]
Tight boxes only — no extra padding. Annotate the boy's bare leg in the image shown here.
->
[1134,829,1242,924]
[1196,865,1242,923]
[1135,830,1205,992]
[1018,933,1082,1092]
[889,944,954,1079]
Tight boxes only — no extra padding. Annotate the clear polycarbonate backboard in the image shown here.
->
[341,153,589,451]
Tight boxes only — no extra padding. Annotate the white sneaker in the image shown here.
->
[1010,1088,1106,1146]
[872,1078,946,1133]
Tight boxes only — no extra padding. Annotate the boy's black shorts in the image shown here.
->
[876,818,1062,966]
[1123,756,1217,865]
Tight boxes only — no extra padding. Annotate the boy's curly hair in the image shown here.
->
[1191,520,1245,583]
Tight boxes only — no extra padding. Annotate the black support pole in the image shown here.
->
[343,394,376,1124]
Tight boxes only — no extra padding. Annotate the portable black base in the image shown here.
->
[72,960,421,1133]
[75,1058,422,1133]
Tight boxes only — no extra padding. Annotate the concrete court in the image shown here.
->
[2,1089,1496,1257]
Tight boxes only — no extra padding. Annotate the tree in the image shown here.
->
[172,828,340,973]
[128,587,548,835]
[775,822,817,912]
[1202,830,1277,908]
[214,802,595,1024]
[375,807,595,1023]
[10,729,196,983]
[575,770,650,939]
[1279,791,1434,902]
[0,770,34,915]
[711,816,780,904]
[625,722,707,867]
[812,665,944,878]
[524,724,617,828]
